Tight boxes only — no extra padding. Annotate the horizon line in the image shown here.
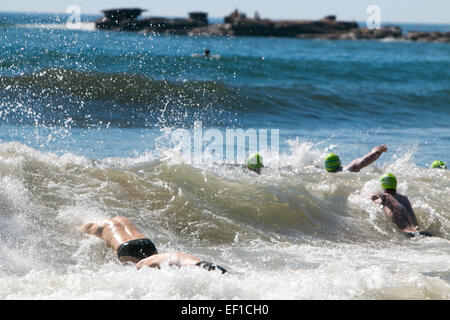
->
[1,9,450,26]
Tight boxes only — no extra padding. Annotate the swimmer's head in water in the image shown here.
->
[247,153,263,173]
[324,153,341,172]
[430,160,446,169]
[380,173,397,190]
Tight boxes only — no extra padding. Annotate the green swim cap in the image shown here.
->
[324,153,341,172]
[380,173,397,190]
[430,160,446,169]
[247,153,263,171]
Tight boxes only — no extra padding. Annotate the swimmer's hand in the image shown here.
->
[371,194,383,205]
[372,144,388,154]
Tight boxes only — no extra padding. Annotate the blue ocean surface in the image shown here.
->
[1,13,449,164]
[0,13,449,300]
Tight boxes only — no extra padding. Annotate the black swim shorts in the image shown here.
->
[117,238,158,262]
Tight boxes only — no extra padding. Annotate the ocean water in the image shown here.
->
[0,13,449,300]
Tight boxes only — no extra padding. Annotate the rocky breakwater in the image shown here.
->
[138,12,208,35]
[95,8,208,33]
[403,31,450,43]
[94,8,450,43]
[189,11,448,42]
[188,12,360,37]
[95,8,146,31]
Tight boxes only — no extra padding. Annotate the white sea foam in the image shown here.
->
[0,142,449,299]
[18,22,97,32]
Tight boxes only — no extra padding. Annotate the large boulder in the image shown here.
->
[95,8,145,31]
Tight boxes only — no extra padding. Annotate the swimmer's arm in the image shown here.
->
[371,194,394,218]
[345,145,387,172]
[136,252,201,270]
[136,253,171,270]
[78,222,104,238]
[304,160,321,170]
[303,165,320,170]
[371,193,385,205]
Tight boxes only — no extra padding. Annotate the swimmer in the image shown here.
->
[78,216,227,273]
[370,173,432,238]
[324,144,388,173]
[247,152,264,174]
[191,49,219,59]
[430,160,446,169]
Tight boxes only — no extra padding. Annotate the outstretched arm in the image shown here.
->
[136,252,201,270]
[345,145,387,172]
[78,222,104,238]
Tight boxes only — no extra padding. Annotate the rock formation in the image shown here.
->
[404,31,450,43]
[94,8,449,43]
[95,8,146,31]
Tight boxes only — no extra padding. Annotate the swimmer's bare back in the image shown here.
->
[371,191,421,233]
[79,217,203,270]
[79,216,147,252]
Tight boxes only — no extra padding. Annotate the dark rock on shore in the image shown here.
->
[139,12,208,35]
[404,31,450,43]
[94,8,449,43]
[331,26,403,40]
[95,8,146,31]
[95,8,208,34]
[188,9,359,37]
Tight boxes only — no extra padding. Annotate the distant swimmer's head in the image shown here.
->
[247,152,264,174]
[430,160,446,169]
[380,173,397,191]
[324,153,341,172]
[204,49,211,57]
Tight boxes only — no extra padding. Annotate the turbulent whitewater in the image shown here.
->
[0,13,449,299]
